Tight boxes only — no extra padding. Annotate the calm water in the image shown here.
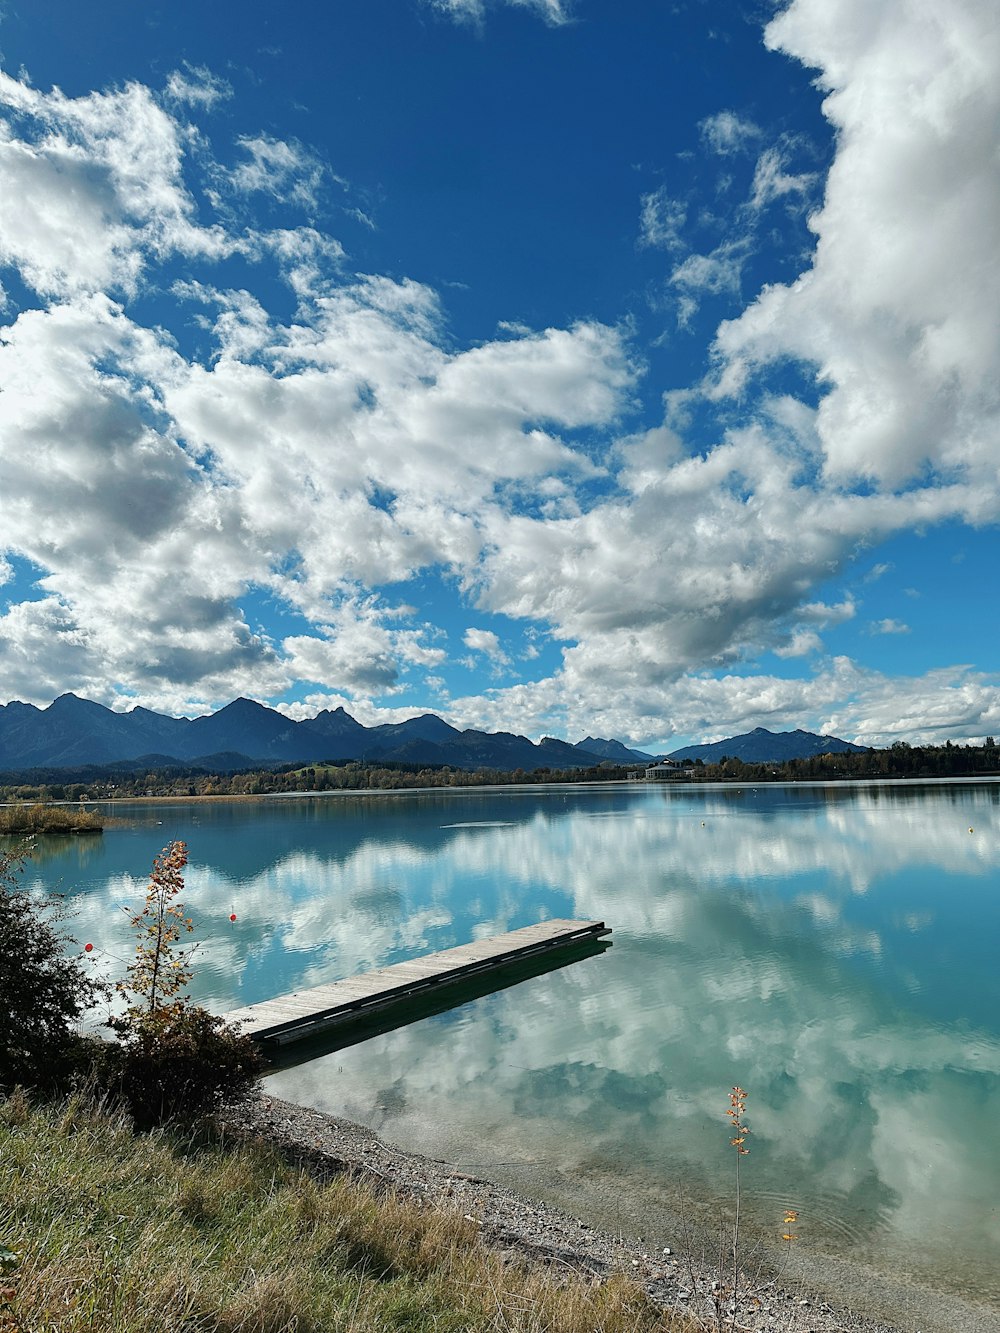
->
[16,781,1000,1330]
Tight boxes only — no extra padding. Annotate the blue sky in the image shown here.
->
[0,0,997,749]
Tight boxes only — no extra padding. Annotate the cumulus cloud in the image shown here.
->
[773,628,823,658]
[284,598,446,697]
[1,1,999,745]
[463,627,510,666]
[800,600,856,626]
[0,69,638,712]
[0,72,230,299]
[446,656,1000,751]
[713,0,1000,491]
[0,280,630,707]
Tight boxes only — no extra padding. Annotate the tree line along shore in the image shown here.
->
[0,736,998,805]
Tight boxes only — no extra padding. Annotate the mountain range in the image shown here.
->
[0,695,865,775]
[667,726,868,763]
[0,694,656,773]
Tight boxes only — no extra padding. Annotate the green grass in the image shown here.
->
[0,1091,702,1333]
[0,803,104,835]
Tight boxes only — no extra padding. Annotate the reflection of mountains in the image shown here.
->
[82,788,641,888]
[78,780,1000,896]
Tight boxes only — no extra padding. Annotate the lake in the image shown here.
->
[15,780,1000,1331]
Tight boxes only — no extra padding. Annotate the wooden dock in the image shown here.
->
[225,918,610,1051]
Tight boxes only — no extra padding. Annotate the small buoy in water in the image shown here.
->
[229,912,237,922]
[969,827,974,833]
[84,942,93,952]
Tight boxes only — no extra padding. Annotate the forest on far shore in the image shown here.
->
[0,737,998,803]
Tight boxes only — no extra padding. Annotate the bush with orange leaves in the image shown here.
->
[101,840,262,1128]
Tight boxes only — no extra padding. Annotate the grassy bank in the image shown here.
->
[0,802,103,835]
[0,1092,701,1333]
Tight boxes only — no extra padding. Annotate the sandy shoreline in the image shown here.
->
[217,1091,955,1333]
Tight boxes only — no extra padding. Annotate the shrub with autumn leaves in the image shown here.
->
[100,839,262,1127]
[1,837,260,1125]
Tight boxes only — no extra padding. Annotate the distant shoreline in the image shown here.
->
[6,771,1000,808]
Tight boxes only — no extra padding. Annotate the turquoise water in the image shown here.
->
[17,781,1000,1329]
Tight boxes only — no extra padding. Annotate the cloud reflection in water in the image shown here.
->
[39,784,1000,1322]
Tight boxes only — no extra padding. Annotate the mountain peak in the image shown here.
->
[573,735,656,763]
[48,693,109,714]
[668,727,865,763]
[212,697,274,717]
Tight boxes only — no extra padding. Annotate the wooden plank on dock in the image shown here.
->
[225,918,610,1048]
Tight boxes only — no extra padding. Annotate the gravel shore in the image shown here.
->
[218,1092,920,1333]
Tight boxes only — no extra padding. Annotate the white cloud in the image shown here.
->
[639,186,687,250]
[0,72,230,299]
[699,110,762,156]
[0,294,280,705]
[428,0,486,22]
[670,244,745,297]
[2,3,999,749]
[714,0,1000,490]
[463,627,510,665]
[517,0,572,21]
[869,618,910,635]
[774,629,823,657]
[799,599,856,625]
[283,598,447,697]
[427,0,572,24]
[749,145,816,211]
[164,65,232,108]
[472,420,881,675]
[651,139,818,327]
[275,692,443,728]
[445,655,1000,751]
[260,227,346,297]
[227,134,326,212]
[0,69,638,713]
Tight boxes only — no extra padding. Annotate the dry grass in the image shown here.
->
[0,803,104,835]
[0,1090,706,1333]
